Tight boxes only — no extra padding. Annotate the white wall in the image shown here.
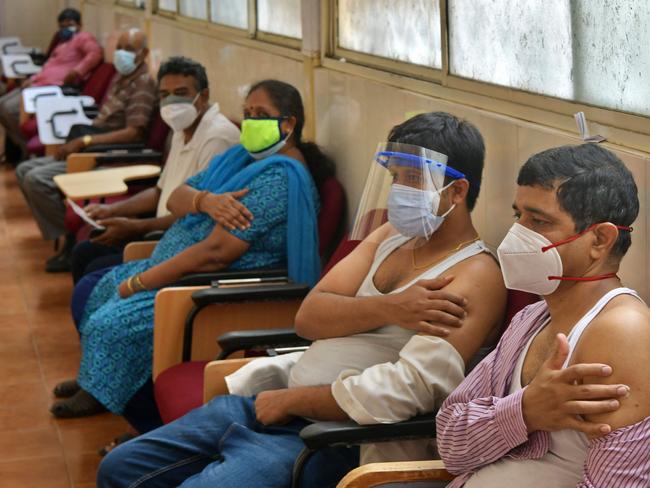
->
[0,0,81,51]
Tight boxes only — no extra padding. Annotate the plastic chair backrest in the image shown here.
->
[145,110,170,153]
[317,177,346,259]
[81,62,116,103]
[321,237,360,277]
[502,289,540,334]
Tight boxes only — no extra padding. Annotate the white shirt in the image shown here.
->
[155,103,240,217]
[227,235,485,464]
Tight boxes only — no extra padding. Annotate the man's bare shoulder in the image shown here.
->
[576,294,650,430]
[577,295,649,358]
[445,251,503,288]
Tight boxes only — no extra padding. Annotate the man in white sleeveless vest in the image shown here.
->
[98,112,507,488]
[437,143,650,487]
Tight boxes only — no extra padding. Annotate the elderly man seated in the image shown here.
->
[97,111,507,488]
[436,143,649,487]
[16,28,156,272]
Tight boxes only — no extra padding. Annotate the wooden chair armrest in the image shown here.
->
[337,460,453,487]
[66,152,101,173]
[152,287,303,379]
[203,357,256,402]
[123,241,158,262]
[153,286,209,380]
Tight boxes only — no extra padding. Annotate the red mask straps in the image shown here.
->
[541,223,633,253]
[545,223,633,282]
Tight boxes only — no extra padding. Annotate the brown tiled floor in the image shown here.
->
[0,166,128,488]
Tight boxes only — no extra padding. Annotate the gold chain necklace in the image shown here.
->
[411,235,480,270]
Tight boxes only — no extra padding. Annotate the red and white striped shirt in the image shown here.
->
[436,299,650,487]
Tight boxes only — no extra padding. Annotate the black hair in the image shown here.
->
[518,143,639,258]
[157,56,209,91]
[387,112,485,211]
[58,8,81,24]
[247,80,335,190]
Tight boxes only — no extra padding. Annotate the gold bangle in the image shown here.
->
[126,276,135,294]
[133,274,147,292]
[82,135,93,147]
[192,190,208,213]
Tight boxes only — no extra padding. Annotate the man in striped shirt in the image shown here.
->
[16,28,156,272]
[436,144,650,487]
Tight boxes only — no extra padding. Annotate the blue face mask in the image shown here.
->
[113,49,138,75]
[387,182,455,238]
[59,26,77,42]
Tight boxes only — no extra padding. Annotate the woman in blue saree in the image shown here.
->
[50,80,334,426]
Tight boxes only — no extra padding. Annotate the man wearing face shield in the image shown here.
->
[437,144,650,487]
[69,56,240,284]
[97,112,506,488]
[15,28,157,272]
[0,8,102,158]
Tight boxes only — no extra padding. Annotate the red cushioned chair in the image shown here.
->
[154,235,360,424]
[191,284,539,486]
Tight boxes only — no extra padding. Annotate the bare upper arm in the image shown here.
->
[310,224,393,298]
[434,253,507,364]
[576,299,650,431]
[200,224,250,267]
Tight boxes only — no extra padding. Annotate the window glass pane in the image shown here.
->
[257,0,302,39]
[450,0,650,116]
[449,0,573,99]
[180,0,207,19]
[338,0,441,69]
[571,1,650,116]
[158,0,177,11]
[210,0,248,29]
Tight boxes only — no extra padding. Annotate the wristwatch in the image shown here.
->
[82,135,93,147]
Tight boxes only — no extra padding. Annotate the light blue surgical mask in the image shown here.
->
[113,49,137,75]
[387,182,455,238]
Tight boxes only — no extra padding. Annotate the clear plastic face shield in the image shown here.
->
[350,142,466,247]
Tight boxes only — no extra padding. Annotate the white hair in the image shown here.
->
[128,28,148,49]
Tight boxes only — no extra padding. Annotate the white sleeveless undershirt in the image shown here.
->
[465,287,642,488]
[288,234,490,388]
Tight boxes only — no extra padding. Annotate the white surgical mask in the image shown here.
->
[387,182,455,238]
[160,94,200,132]
[113,49,137,75]
[497,223,562,296]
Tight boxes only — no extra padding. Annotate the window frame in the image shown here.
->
[116,0,146,9]
[325,0,650,142]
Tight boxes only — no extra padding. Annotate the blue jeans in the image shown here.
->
[98,395,359,488]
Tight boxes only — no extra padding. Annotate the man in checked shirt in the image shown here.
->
[437,143,650,487]
[16,28,156,272]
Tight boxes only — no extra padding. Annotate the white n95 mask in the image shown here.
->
[497,222,632,296]
[160,94,200,132]
[497,223,563,296]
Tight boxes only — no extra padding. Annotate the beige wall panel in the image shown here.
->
[149,20,305,123]
[0,0,67,51]
[82,2,143,60]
